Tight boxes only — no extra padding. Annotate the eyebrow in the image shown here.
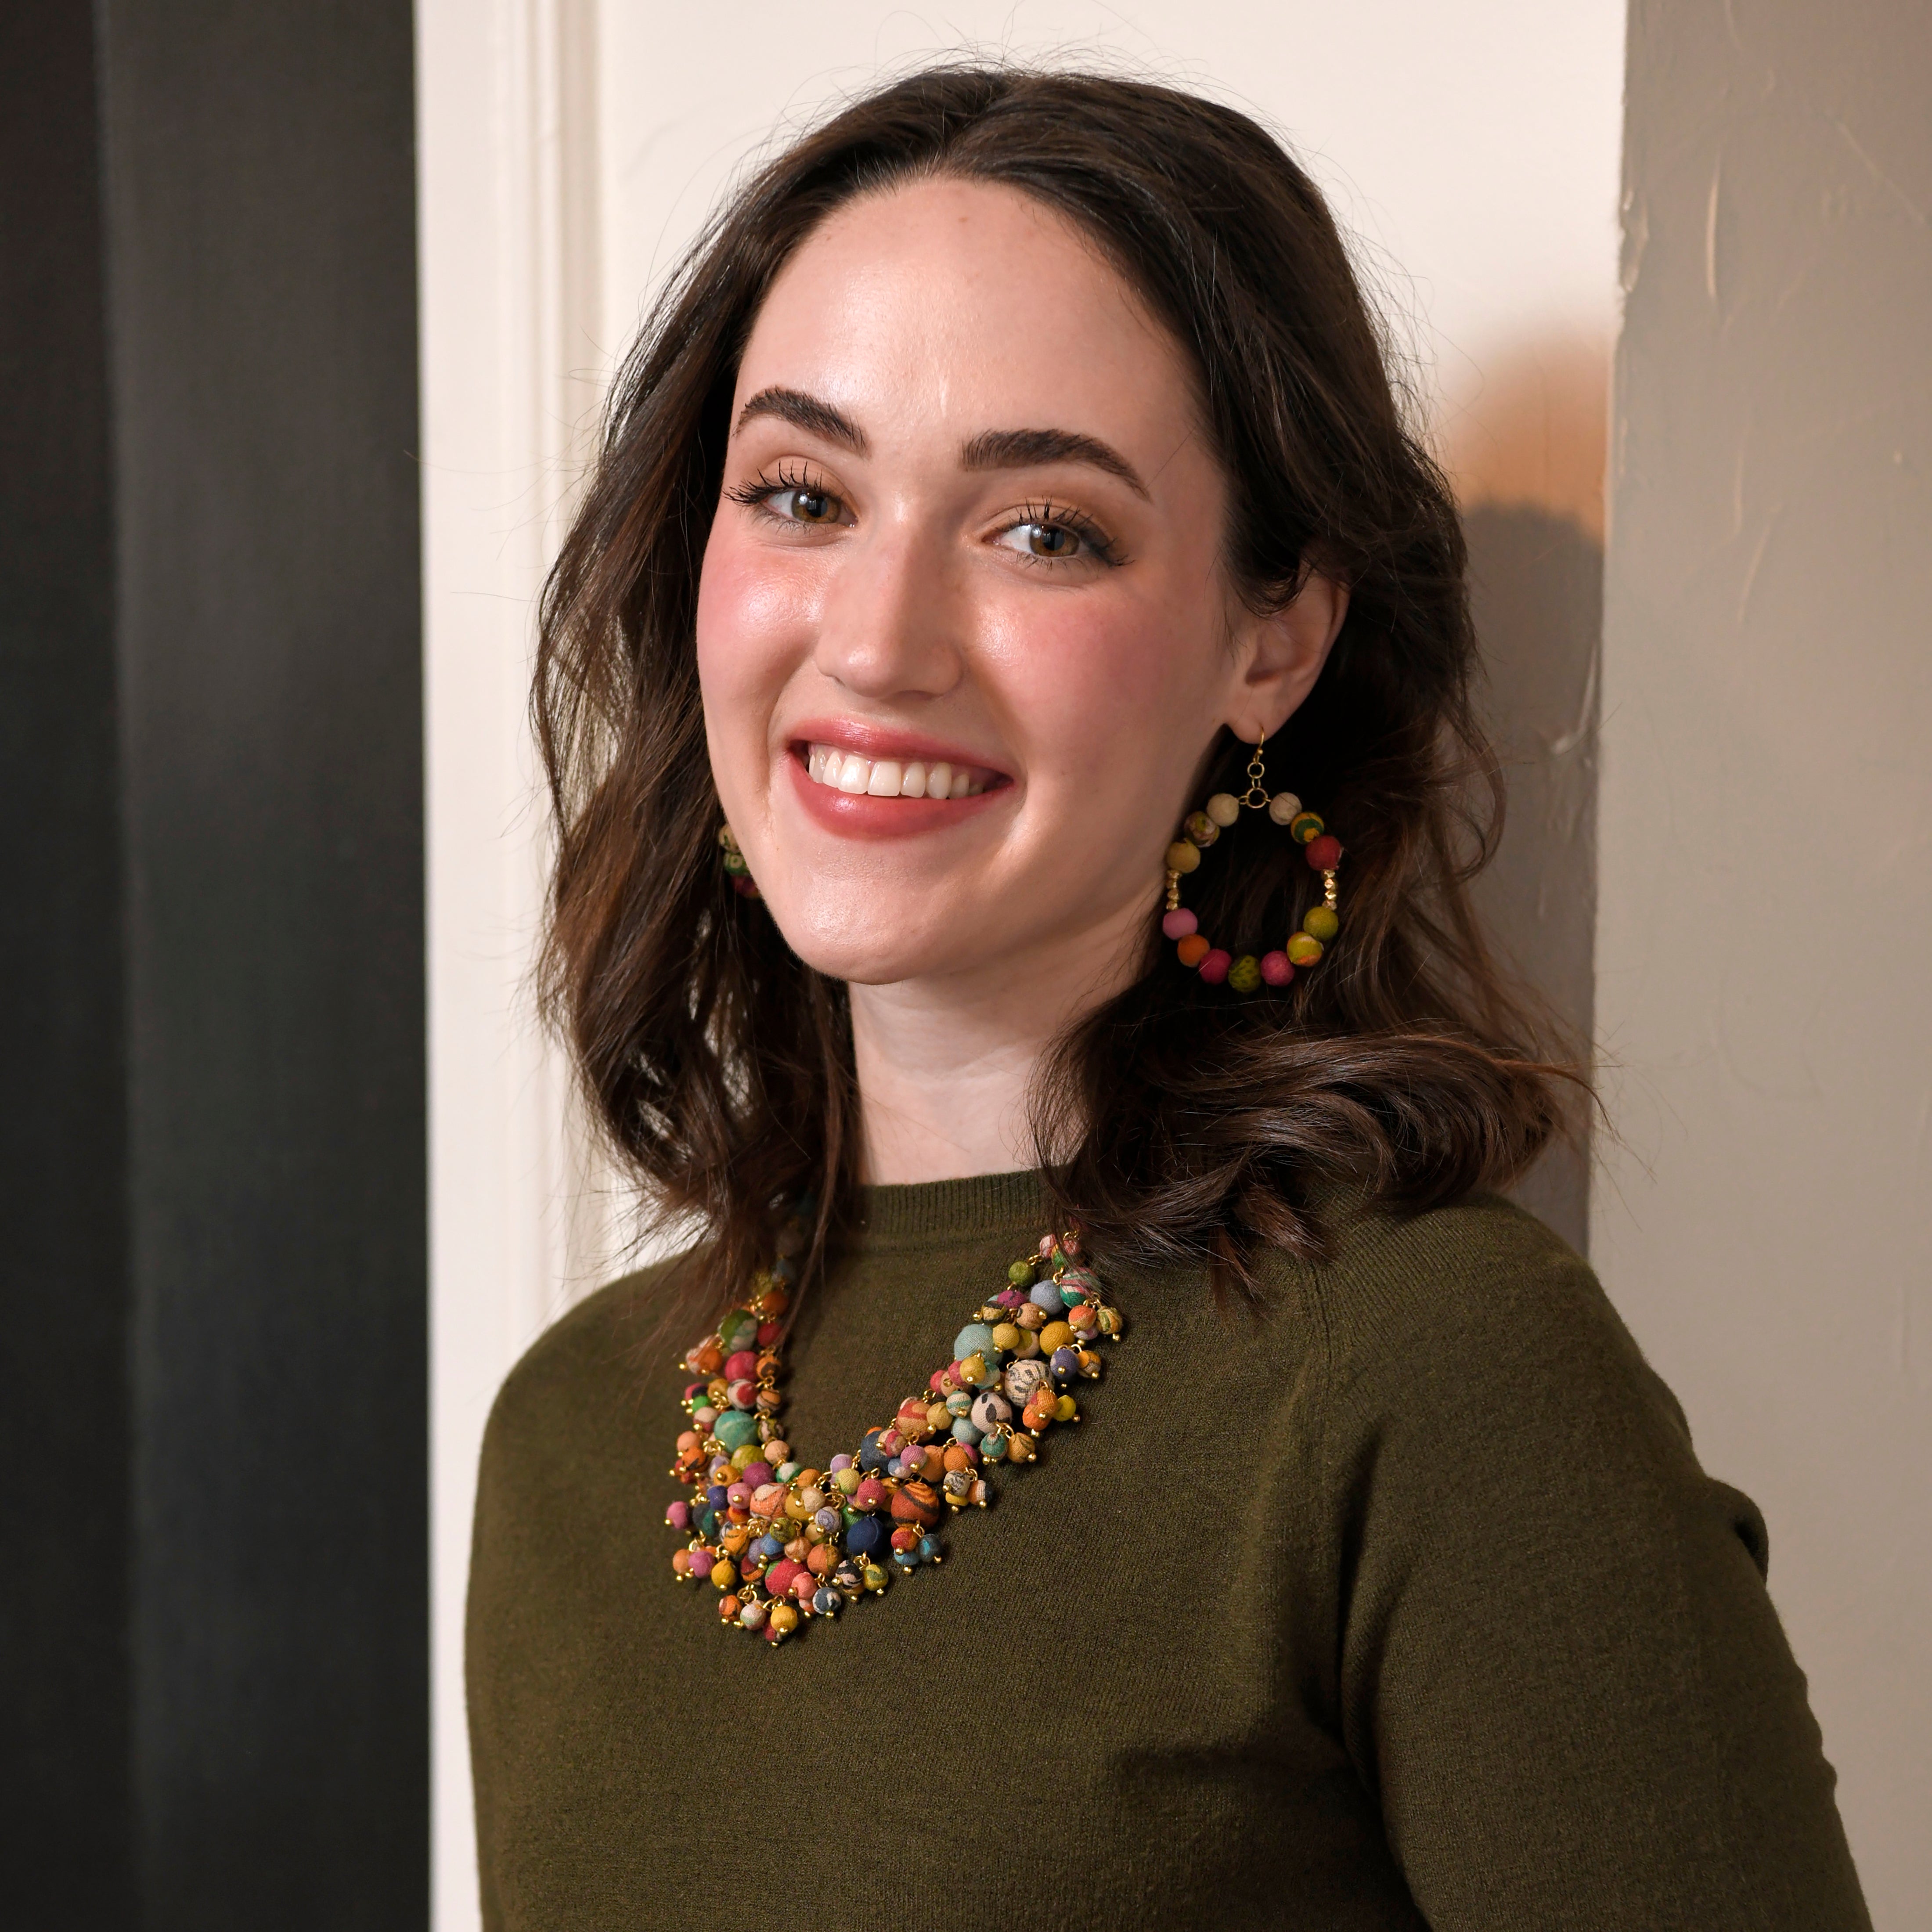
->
[735,386,869,453]
[734,386,1150,500]
[960,426,1150,499]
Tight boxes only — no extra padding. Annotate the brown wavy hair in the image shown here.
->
[535,65,1584,1319]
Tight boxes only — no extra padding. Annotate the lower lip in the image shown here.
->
[786,749,1011,838]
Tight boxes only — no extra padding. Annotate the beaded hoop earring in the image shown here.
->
[1160,739,1342,991]
[717,823,761,898]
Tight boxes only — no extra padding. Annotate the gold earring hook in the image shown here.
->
[1239,736,1270,810]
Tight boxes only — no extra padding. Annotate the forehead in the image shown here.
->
[732,176,1201,449]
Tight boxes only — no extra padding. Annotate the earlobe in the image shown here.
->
[1226,569,1349,743]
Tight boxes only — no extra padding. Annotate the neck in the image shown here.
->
[848,895,1147,1184]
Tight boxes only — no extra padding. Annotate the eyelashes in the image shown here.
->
[724,461,826,507]
[724,462,844,525]
[726,466,1126,570]
[995,497,1125,568]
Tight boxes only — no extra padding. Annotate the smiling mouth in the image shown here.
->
[801,742,1001,800]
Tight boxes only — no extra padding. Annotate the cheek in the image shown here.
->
[986,591,1212,796]
[694,520,818,724]
[695,523,818,846]
[972,588,1222,933]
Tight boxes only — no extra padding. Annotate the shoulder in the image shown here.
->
[1267,1190,1690,1447]
[1309,1188,1603,1344]
[1267,1194,1767,1599]
[479,1247,697,1485]
[467,1251,705,1718]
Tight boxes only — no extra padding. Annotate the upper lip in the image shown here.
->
[785,717,1012,781]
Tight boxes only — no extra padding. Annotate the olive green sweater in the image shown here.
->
[466,1173,1869,1930]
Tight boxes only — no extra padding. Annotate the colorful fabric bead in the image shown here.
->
[713,1410,758,1451]
[953,1322,994,1363]
[666,1206,1125,1644]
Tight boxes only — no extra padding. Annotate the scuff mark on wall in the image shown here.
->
[1705,155,1724,306]
[1619,184,1649,296]
[1827,112,1929,226]
[1735,504,1781,622]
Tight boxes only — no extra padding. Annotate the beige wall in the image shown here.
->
[1595,2,1932,1921]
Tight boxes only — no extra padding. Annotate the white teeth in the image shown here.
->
[803,743,995,800]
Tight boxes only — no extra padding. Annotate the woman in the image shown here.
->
[467,68,1869,1930]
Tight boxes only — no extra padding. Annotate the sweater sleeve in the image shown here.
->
[1318,1224,1871,1931]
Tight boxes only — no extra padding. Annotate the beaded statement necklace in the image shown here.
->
[666,1203,1126,1644]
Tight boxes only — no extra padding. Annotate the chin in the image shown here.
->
[764,887,979,988]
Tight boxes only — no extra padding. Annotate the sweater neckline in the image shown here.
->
[851,1169,1050,1251]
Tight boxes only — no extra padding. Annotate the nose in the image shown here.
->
[811,510,963,703]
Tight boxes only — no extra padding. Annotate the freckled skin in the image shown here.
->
[696,177,1344,1175]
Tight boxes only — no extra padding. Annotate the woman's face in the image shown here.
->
[697,177,1336,994]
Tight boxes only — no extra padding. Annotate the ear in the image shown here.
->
[1223,568,1349,743]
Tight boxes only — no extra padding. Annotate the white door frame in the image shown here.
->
[416,3,612,1925]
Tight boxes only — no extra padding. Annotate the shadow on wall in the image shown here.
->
[1439,335,1607,1255]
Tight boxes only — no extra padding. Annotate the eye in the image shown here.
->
[991,503,1120,566]
[1002,520,1085,559]
[771,485,842,525]
[724,466,851,528]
